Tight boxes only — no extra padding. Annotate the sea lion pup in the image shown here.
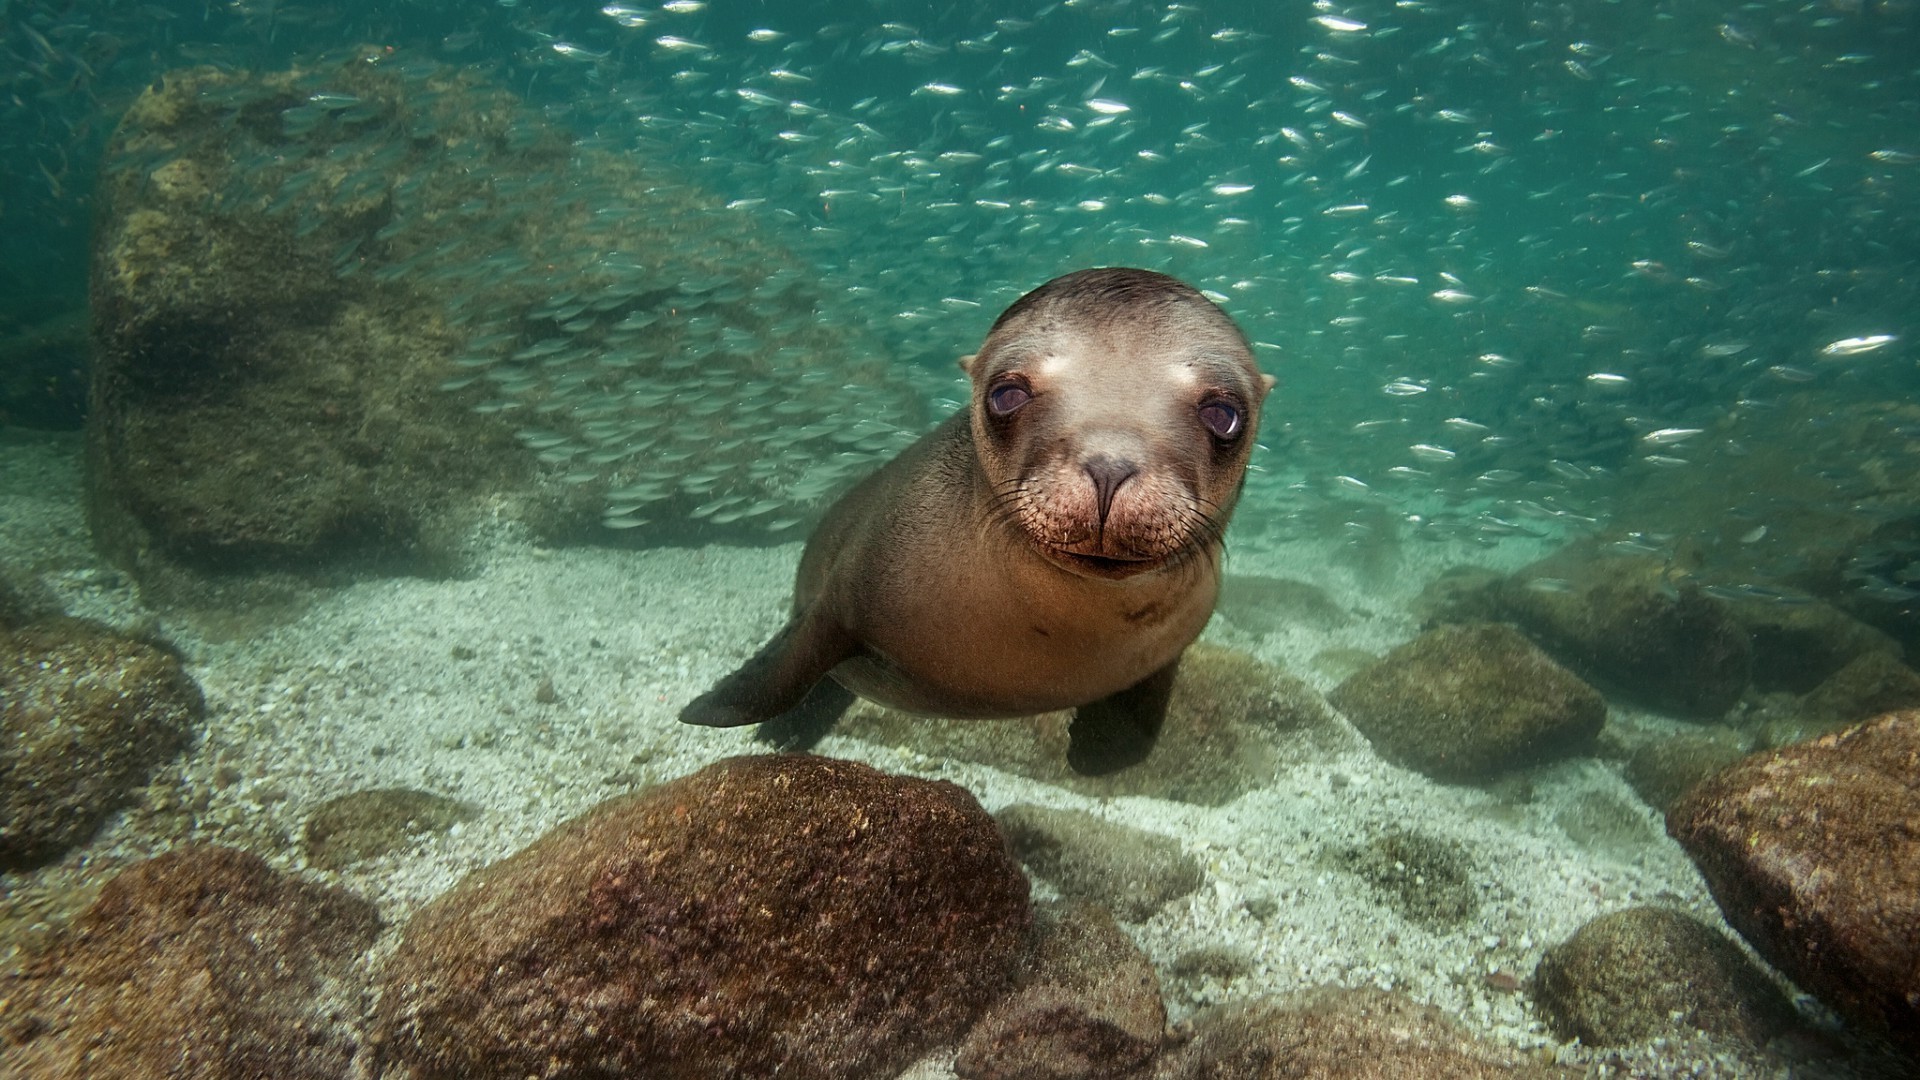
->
[680,267,1275,774]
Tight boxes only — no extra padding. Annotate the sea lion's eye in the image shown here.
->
[987,381,1032,416]
[1199,400,1242,439]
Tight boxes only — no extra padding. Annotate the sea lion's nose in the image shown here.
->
[1083,455,1138,526]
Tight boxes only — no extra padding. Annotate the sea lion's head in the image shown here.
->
[962,267,1275,580]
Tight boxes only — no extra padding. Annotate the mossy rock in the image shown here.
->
[301,787,477,870]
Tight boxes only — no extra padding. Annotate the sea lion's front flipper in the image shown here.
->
[1066,658,1180,776]
[679,606,857,731]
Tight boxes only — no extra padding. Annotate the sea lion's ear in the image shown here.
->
[958,352,979,376]
[1259,373,1277,398]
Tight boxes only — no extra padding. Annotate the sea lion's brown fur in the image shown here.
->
[681,267,1274,774]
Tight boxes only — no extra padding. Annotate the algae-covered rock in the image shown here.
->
[1155,988,1567,1079]
[1,616,202,869]
[1622,727,1750,813]
[955,902,1164,1080]
[1329,622,1605,782]
[375,754,1029,1080]
[1436,543,1753,718]
[0,845,379,1080]
[996,803,1203,922]
[88,59,924,592]
[1532,906,1796,1049]
[300,787,477,870]
[1215,574,1356,634]
[1329,827,1480,931]
[1668,711,1920,1056]
[1763,651,1920,746]
[1724,597,1901,695]
[842,642,1338,805]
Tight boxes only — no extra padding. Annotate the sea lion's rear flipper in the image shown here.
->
[754,678,857,752]
[1066,659,1180,776]
[679,607,857,732]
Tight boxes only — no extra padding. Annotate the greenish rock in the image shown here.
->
[1329,827,1479,931]
[87,60,923,596]
[1762,651,1920,747]
[0,309,88,430]
[1551,790,1661,858]
[1724,597,1902,695]
[1532,906,1797,1049]
[1329,622,1606,782]
[1,616,202,870]
[996,803,1203,923]
[1215,574,1356,634]
[301,787,477,870]
[842,642,1339,806]
[1436,543,1753,718]
[1622,728,1750,813]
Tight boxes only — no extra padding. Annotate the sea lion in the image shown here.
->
[680,267,1275,774]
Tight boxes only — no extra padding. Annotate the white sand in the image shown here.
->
[0,432,1847,1078]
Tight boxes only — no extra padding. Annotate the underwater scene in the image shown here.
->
[3,0,1919,1076]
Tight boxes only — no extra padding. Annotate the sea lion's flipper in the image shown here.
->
[754,677,857,751]
[679,607,857,730]
[1066,659,1180,776]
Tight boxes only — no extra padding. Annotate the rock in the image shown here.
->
[1439,544,1753,718]
[88,61,923,594]
[1154,988,1565,1079]
[1216,574,1356,634]
[842,643,1338,806]
[1,616,202,869]
[1724,599,1901,695]
[0,845,380,1080]
[1328,827,1479,931]
[300,787,477,870]
[0,309,87,430]
[1621,728,1750,813]
[374,754,1030,1080]
[1667,711,1920,1056]
[1766,651,1920,745]
[1328,622,1606,782]
[996,803,1203,922]
[1531,906,1797,1048]
[955,903,1164,1080]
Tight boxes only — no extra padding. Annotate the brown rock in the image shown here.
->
[1532,906,1797,1048]
[996,804,1203,922]
[374,754,1030,1080]
[0,845,380,1079]
[1789,651,1920,736]
[956,903,1164,1080]
[1154,987,1565,1079]
[1725,598,1901,695]
[1667,711,1920,1056]
[1329,622,1606,782]
[842,643,1337,805]
[1622,727,1750,813]
[1,616,202,869]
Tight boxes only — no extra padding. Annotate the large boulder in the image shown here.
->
[374,754,1031,1080]
[1328,622,1606,782]
[0,845,379,1079]
[996,803,1204,923]
[88,60,922,592]
[1,615,202,869]
[1667,711,1920,1056]
[1532,906,1796,1048]
[1436,544,1752,718]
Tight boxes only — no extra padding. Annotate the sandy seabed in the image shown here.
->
[0,431,1844,1079]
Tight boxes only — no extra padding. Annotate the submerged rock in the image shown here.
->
[1759,650,1920,747]
[88,59,923,593]
[1329,622,1605,782]
[1667,711,1920,1057]
[1439,544,1752,718]
[1154,987,1565,1079]
[1328,826,1480,931]
[1,616,202,869]
[1724,598,1901,695]
[0,845,379,1080]
[841,642,1339,806]
[955,902,1164,1080]
[1532,906,1796,1049]
[374,754,1030,1080]
[300,787,476,870]
[996,803,1203,923]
